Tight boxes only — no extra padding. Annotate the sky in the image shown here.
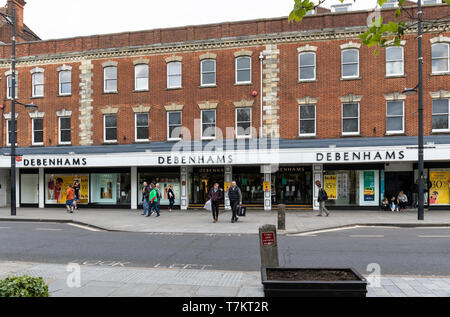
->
[6,0,410,40]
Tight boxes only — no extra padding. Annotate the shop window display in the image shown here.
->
[273,167,312,205]
[45,174,89,204]
[323,170,360,206]
[233,166,265,204]
[428,169,450,206]
[91,173,131,205]
[138,172,180,206]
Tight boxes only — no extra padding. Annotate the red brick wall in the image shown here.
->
[1,4,450,148]
[1,4,448,58]
[278,32,449,140]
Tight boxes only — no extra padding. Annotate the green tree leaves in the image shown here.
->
[289,0,448,53]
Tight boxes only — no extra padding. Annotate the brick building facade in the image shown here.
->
[0,2,450,212]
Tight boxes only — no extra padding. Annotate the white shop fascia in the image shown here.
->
[2,144,449,169]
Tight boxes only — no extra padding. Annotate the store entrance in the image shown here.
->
[385,172,414,206]
[273,166,313,207]
[190,167,224,204]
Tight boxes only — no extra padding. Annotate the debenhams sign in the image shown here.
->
[316,150,405,162]
[22,157,88,167]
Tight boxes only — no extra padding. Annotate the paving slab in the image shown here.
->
[108,283,160,297]
[195,286,239,297]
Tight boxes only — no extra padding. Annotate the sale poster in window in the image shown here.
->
[429,170,450,205]
[324,175,337,200]
[46,174,89,204]
[363,171,375,202]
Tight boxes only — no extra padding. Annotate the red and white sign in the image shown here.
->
[261,232,275,246]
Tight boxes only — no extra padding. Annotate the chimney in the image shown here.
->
[7,0,26,29]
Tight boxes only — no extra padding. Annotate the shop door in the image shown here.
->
[384,172,414,206]
[191,168,224,204]
[20,174,39,205]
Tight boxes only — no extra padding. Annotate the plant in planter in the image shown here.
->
[0,275,49,297]
[261,267,367,297]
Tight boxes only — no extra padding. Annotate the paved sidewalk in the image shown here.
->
[0,207,449,234]
[0,261,449,297]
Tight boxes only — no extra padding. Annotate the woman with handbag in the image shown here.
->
[208,183,223,223]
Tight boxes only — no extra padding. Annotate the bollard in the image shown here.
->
[259,224,279,268]
[277,204,286,231]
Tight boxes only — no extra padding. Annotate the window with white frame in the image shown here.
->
[432,43,450,74]
[423,0,439,5]
[342,103,359,135]
[59,70,72,95]
[6,75,18,99]
[32,72,44,97]
[135,64,149,91]
[6,119,17,146]
[135,113,149,141]
[432,99,450,131]
[167,111,182,140]
[167,62,182,88]
[235,56,252,84]
[32,118,44,145]
[104,66,118,92]
[201,110,216,139]
[299,52,316,81]
[386,101,404,133]
[236,108,252,138]
[59,117,71,144]
[201,59,216,86]
[299,104,316,136]
[386,46,404,76]
[341,49,359,78]
[104,114,117,142]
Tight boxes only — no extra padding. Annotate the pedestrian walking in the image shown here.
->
[168,184,175,212]
[73,180,80,211]
[155,183,162,217]
[315,180,330,217]
[208,183,223,223]
[148,183,160,217]
[227,181,242,223]
[141,181,150,216]
[65,184,75,214]
[412,179,419,208]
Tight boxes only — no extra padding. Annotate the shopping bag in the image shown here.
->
[237,205,246,217]
[204,200,212,211]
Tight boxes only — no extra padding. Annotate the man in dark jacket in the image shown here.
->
[141,182,150,216]
[316,180,330,217]
[208,183,223,223]
[412,179,419,208]
[227,181,242,223]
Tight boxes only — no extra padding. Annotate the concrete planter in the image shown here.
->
[261,267,367,297]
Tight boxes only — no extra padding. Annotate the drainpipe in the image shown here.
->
[259,52,264,138]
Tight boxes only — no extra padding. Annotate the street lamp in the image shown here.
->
[1,7,38,216]
[402,0,424,221]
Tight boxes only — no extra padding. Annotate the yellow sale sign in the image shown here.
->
[324,175,337,200]
[429,171,450,205]
[50,175,89,204]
